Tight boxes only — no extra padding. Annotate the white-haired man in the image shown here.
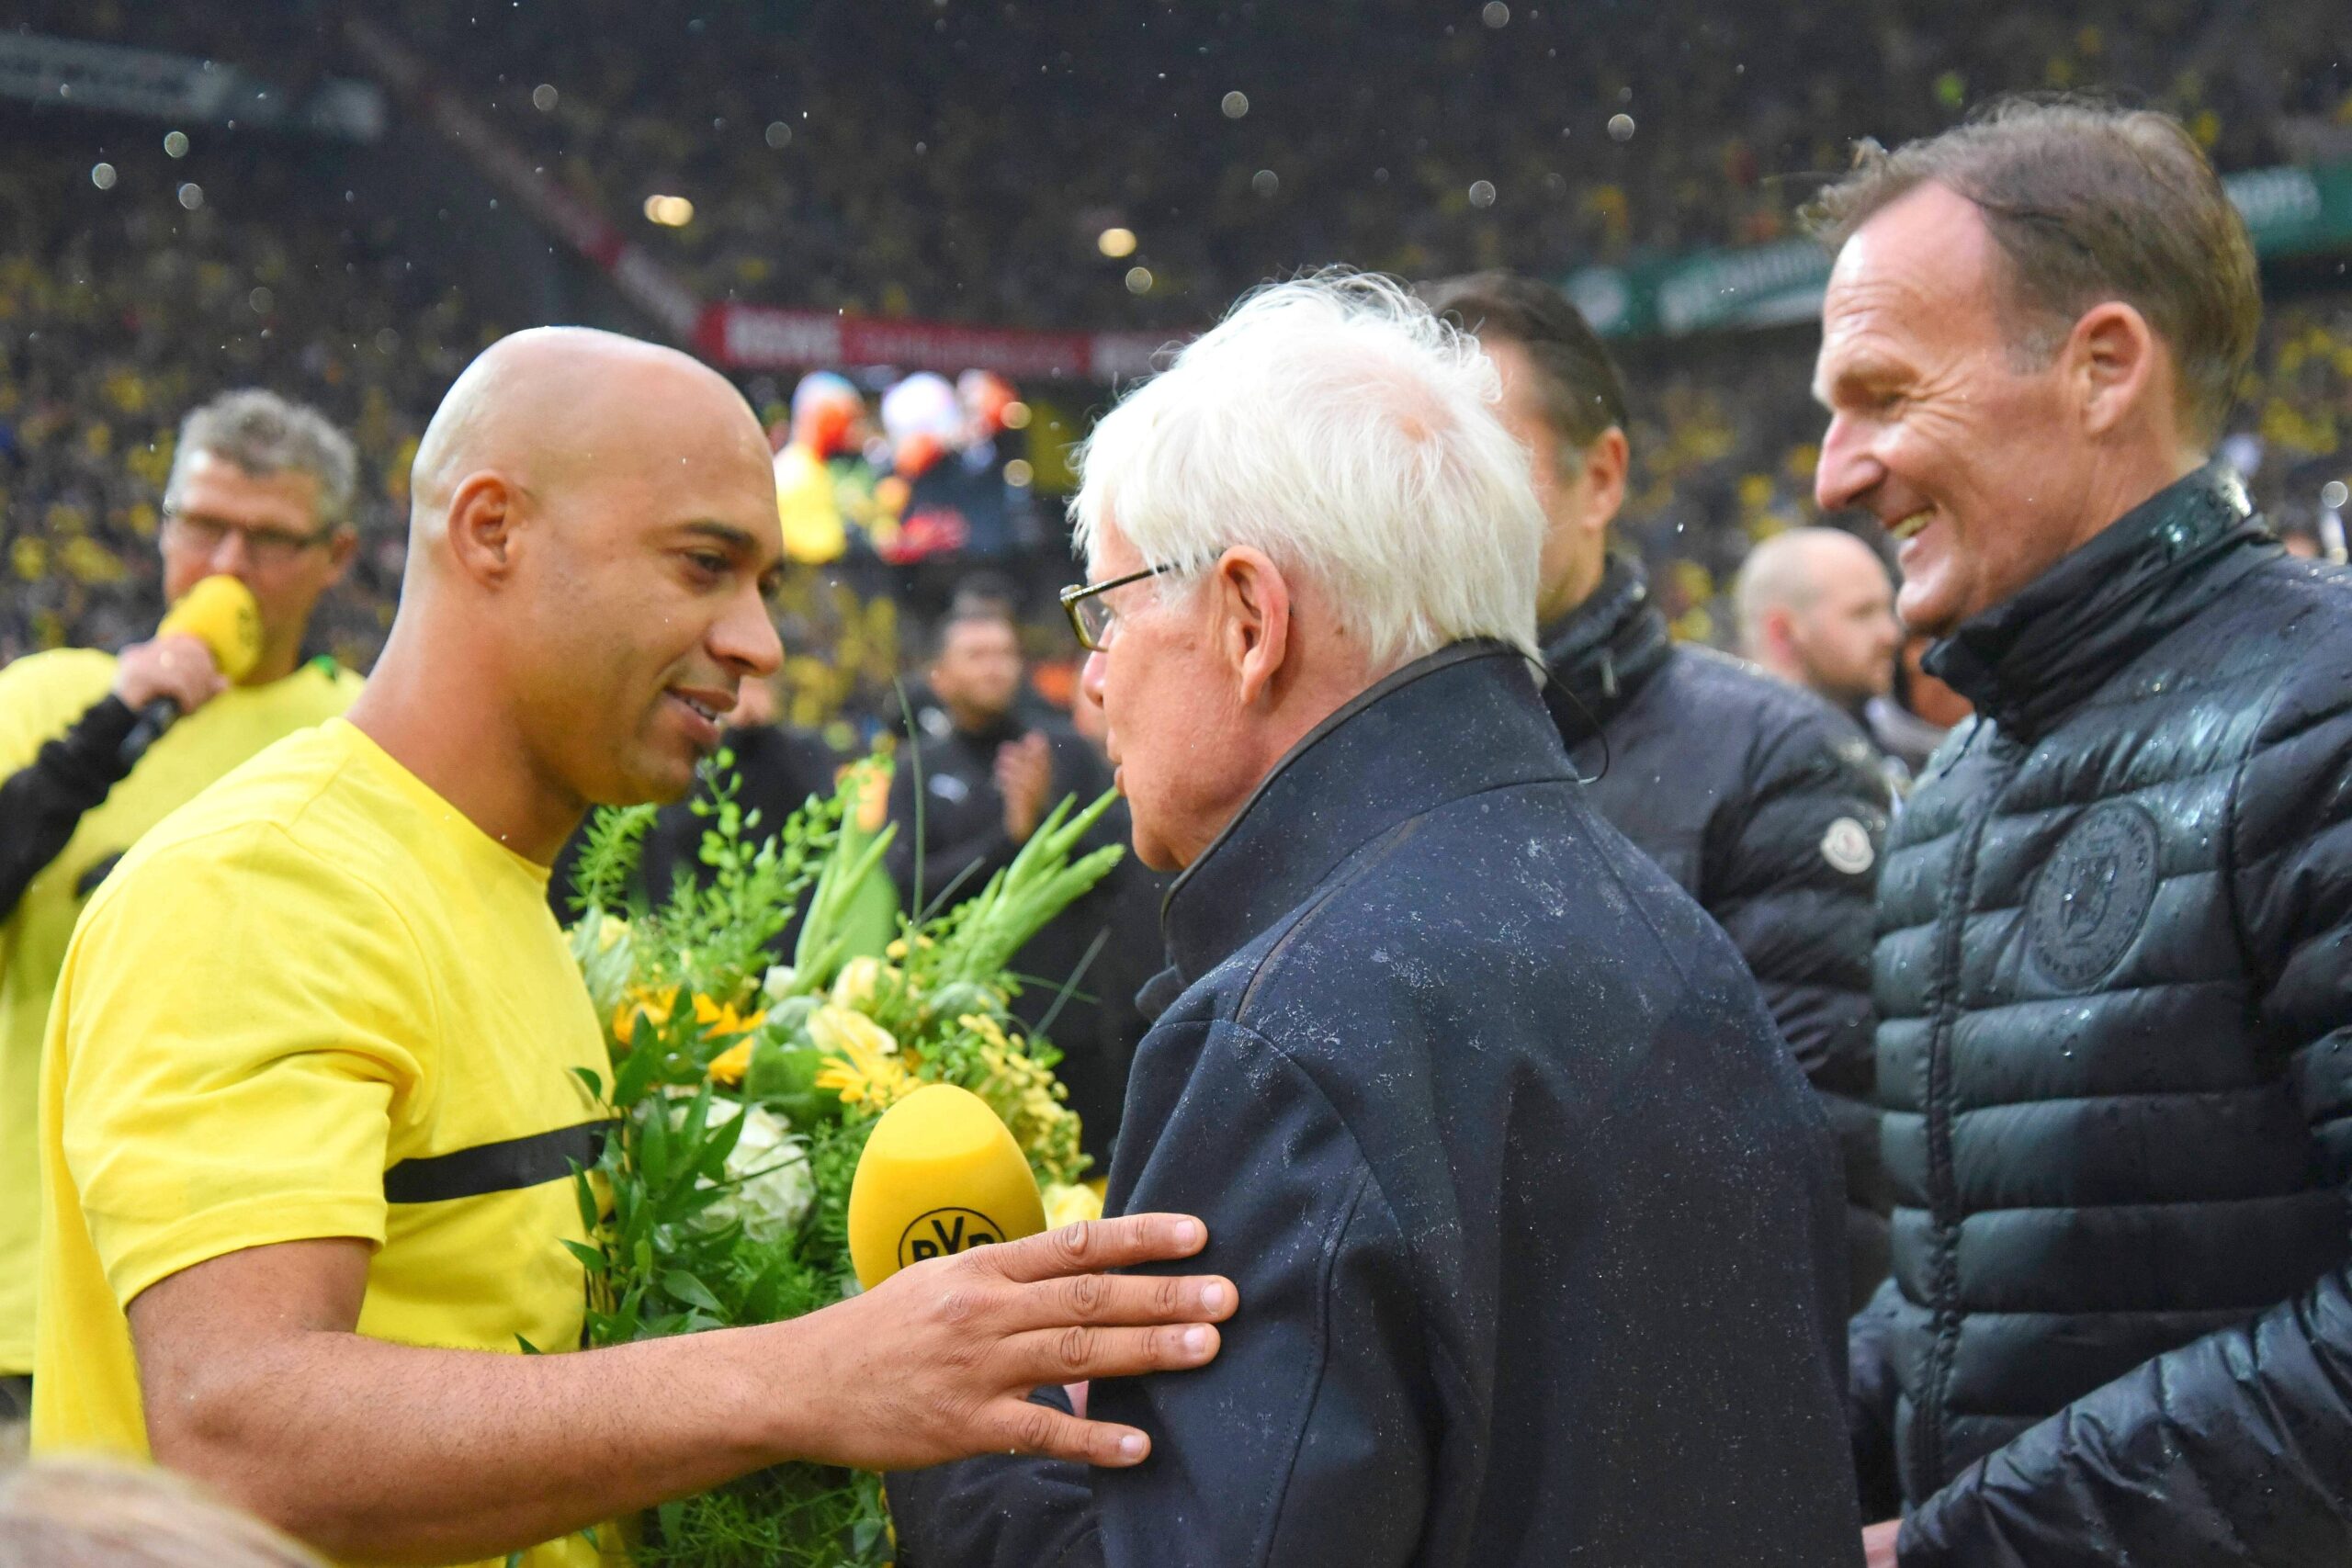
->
[885,276,1862,1566]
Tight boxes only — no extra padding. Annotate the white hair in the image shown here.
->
[1071,272,1544,670]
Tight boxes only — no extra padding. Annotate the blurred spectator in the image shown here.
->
[882,604,1123,1161]
[0,1455,327,1568]
[1865,633,1973,776]
[771,372,876,567]
[1734,527,1907,785]
[0,389,365,1411]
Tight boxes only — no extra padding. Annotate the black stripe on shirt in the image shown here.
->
[383,1120,609,1204]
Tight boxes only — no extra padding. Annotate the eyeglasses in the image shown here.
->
[1059,562,1180,652]
[163,510,335,566]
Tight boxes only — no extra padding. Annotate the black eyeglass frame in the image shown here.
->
[161,508,341,565]
[1058,561,1180,652]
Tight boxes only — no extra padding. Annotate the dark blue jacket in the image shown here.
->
[1543,556,1894,1312]
[890,642,1861,1566]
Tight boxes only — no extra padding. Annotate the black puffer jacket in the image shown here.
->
[1859,465,2352,1566]
[1544,557,1894,1309]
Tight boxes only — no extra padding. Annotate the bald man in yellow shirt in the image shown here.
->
[31,328,1231,1568]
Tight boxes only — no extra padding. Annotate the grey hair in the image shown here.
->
[1072,271,1545,671]
[165,389,360,532]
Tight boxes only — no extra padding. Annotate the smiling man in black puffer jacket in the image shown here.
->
[1811,100,2352,1567]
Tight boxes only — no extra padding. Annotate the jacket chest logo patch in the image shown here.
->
[2027,801,2161,992]
[1821,817,1876,875]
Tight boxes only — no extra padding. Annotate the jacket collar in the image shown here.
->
[1157,640,1571,989]
[1924,464,2276,741]
[1537,553,1674,743]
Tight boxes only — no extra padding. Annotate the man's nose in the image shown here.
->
[1080,649,1108,708]
[714,588,784,678]
[1815,414,1881,514]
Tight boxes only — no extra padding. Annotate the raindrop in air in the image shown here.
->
[1252,169,1279,197]
[1125,265,1155,294]
[1468,179,1497,208]
[1482,2,1510,27]
[247,287,273,314]
[531,84,559,111]
[765,120,792,148]
[1607,113,1636,142]
[176,182,203,210]
[2324,479,2349,511]
[164,130,189,158]
[1220,91,1250,118]
[89,162,117,190]
[375,327,401,355]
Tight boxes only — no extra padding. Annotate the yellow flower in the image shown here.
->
[809,1004,917,1112]
[830,955,903,1011]
[610,984,679,1043]
[707,1039,755,1087]
[594,914,630,953]
[692,993,766,1037]
[1042,1180,1103,1230]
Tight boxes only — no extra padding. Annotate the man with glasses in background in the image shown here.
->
[0,389,364,1432]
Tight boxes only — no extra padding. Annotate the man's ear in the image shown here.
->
[1577,425,1630,536]
[319,527,359,587]
[445,471,522,587]
[1211,547,1292,706]
[2067,301,2164,441]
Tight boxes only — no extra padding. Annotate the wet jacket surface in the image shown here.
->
[1544,556,1895,1309]
[1856,466,2352,1566]
[888,641,1860,1567]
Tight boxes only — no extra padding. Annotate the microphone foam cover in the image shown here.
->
[157,574,264,683]
[847,1083,1046,1291]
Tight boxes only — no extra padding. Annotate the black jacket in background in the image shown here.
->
[1861,465,2352,1566]
[0,694,138,918]
[1543,555,1894,1310]
[888,643,1861,1567]
[884,710,1148,1161]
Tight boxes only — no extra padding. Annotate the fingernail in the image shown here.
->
[1199,1281,1228,1312]
[1119,1433,1146,1458]
[1182,1325,1211,1356]
[1177,1218,1204,1247]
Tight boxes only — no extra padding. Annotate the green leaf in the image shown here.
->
[662,1269,724,1316]
[560,1238,608,1276]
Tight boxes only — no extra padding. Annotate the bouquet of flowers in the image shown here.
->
[561,751,1124,1567]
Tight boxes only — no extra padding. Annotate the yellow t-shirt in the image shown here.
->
[0,649,361,1373]
[30,717,609,1568]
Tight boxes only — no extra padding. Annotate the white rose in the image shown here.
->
[697,1100,814,1247]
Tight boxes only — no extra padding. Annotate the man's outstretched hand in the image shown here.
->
[785,1213,1234,1472]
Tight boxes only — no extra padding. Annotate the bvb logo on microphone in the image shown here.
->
[899,1207,1005,1269]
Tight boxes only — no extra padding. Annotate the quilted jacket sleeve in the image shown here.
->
[1705,694,1894,1310]
[1897,646,2352,1568]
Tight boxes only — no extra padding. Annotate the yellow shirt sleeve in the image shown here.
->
[58,818,433,1308]
[0,649,117,773]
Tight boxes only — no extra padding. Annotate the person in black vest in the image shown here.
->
[887,273,1859,1567]
[1428,272,1896,1312]
[883,603,1122,1159]
[1809,100,2352,1568]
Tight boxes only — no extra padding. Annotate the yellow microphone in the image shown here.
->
[119,575,265,765]
[847,1084,1047,1290]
